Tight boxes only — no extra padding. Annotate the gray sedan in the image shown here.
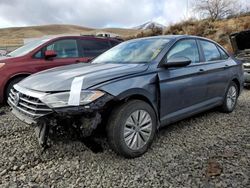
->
[9,35,244,158]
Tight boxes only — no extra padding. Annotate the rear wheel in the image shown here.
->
[220,81,239,113]
[5,76,26,102]
[106,100,156,158]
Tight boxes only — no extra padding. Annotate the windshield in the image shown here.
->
[7,38,50,57]
[92,38,171,64]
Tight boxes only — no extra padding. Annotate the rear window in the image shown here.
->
[218,47,229,60]
[81,40,111,57]
[200,40,221,61]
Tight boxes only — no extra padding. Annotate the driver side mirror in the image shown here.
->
[163,57,192,68]
[45,50,57,59]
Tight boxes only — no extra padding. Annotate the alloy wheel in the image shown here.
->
[123,110,153,150]
[226,85,237,110]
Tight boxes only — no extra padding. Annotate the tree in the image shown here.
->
[194,0,239,21]
[148,23,163,35]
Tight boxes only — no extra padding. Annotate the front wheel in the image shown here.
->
[106,100,157,158]
[220,82,239,113]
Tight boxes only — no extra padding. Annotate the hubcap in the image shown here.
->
[123,110,152,150]
[226,85,237,110]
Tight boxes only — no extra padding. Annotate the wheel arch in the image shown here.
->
[4,73,31,100]
[113,89,160,126]
[231,78,240,93]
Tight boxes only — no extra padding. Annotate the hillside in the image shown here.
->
[0,24,139,48]
[164,15,250,52]
[123,15,250,53]
[1,15,249,52]
[133,21,166,30]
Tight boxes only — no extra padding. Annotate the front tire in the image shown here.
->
[220,81,239,113]
[106,100,157,158]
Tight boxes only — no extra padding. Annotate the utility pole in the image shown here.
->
[186,0,189,19]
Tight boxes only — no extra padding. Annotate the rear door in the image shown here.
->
[158,39,208,124]
[198,39,231,100]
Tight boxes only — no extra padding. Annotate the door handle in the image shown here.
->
[197,68,205,75]
[224,64,229,69]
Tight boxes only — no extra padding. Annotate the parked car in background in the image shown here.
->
[0,35,121,103]
[0,49,7,56]
[230,30,250,87]
[9,35,244,158]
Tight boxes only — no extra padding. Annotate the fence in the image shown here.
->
[0,39,23,52]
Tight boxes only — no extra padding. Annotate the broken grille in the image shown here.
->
[8,87,52,118]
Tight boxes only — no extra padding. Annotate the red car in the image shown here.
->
[0,35,121,103]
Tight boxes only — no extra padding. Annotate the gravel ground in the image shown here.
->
[0,90,249,188]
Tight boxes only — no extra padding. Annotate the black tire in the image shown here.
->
[220,81,239,113]
[5,76,26,102]
[106,100,157,158]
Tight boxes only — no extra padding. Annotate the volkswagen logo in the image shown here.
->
[14,92,20,106]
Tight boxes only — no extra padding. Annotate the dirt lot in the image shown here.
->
[0,90,249,187]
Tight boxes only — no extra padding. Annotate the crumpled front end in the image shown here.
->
[8,85,52,125]
[8,84,114,148]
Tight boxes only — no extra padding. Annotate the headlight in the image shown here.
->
[40,90,105,108]
[0,63,5,69]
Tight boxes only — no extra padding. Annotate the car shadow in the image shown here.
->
[46,108,220,155]
[47,123,106,154]
[1,99,243,156]
[155,108,220,140]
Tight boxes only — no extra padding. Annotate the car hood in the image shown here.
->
[19,62,149,92]
[0,55,26,63]
[0,56,12,61]
[230,30,250,52]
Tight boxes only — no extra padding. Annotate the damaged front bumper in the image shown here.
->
[9,88,114,147]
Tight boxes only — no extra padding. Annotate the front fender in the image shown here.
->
[97,73,159,120]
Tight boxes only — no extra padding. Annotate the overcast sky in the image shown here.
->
[0,0,249,29]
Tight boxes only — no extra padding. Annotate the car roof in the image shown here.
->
[128,35,222,46]
[38,35,121,42]
[131,35,214,41]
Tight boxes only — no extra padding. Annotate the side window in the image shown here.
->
[218,47,229,60]
[34,50,42,58]
[167,39,199,63]
[81,40,110,57]
[200,40,221,61]
[46,39,79,58]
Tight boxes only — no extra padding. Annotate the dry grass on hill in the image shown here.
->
[164,15,250,52]
[0,24,139,47]
[0,14,249,51]
[125,15,250,53]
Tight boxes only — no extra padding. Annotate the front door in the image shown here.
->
[32,39,88,72]
[158,39,208,124]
